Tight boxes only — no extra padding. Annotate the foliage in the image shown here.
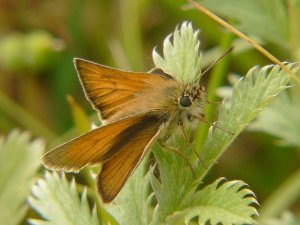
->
[198,63,298,175]
[106,159,153,225]
[201,0,289,48]
[153,22,202,84]
[0,1,300,224]
[151,140,258,225]
[0,130,44,225]
[249,91,300,147]
[28,172,99,225]
[151,22,297,225]
[165,178,258,225]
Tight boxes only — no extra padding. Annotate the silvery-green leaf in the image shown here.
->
[198,63,299,177]
[28,172,99,225]
[152,21,202,84]
[0,130,44,225]
[150,62,298,225]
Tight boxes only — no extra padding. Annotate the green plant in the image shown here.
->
[25,22,298,225]
[0,1,299,224]
[28,172,99,225]
[0,130,44,225]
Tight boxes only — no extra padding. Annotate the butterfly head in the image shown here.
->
[177,84,206,123]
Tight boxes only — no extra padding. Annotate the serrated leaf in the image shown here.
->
[150,22,299,225]
[106,157,153,225]
[150,22,264,225]
[150,138,196,225]
[108,23,203,224]
[153,21,202,84]
[166,178,258,225]
[28,172,99,225]
[198,63,299,177]
[0,130,44,225]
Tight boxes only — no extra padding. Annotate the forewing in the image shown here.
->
[97,114,163,203]
[41,113,162,172]
[74,58,173,120]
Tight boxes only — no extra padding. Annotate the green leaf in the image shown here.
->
[28,172,99,225]
[150,140,195,225]
[151,141,258,225]
[201,0,289,47]
[0,130,44,225]
[149,22,300,225]
[149,22,298,225]
[198,63,299,178]
[106,157,153,225]
[166,178,258,225]
[152,21,202,84]
[249,90,300,147]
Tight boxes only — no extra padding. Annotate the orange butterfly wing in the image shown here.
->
[42,59,176,202]
[74,58,174,121]
[97,113,163,202]
[41,113,163,173]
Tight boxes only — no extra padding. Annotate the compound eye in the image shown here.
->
[179,95,192,107]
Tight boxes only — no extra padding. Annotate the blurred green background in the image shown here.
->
[0,0,299,223]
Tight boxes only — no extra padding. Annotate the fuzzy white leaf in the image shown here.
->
[0,130,44,225]
[150,22,264,225]
[28,172,99,225]
[152,21,202,84]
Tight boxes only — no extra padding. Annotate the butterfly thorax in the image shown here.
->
[159,83,206,141]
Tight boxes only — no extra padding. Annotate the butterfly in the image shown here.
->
[41,58,208,203]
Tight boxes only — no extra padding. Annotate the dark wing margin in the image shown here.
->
[41,113,163,173]
[74,58,173,120]
[97,113,164,203]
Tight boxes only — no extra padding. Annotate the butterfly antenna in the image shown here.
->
[200,46,234,78]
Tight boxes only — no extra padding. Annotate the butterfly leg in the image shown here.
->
[184,115,208,169]
[158,140,196,178]
[179,120,190,144]
[179,120,206,167]
[194,113,234,135]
